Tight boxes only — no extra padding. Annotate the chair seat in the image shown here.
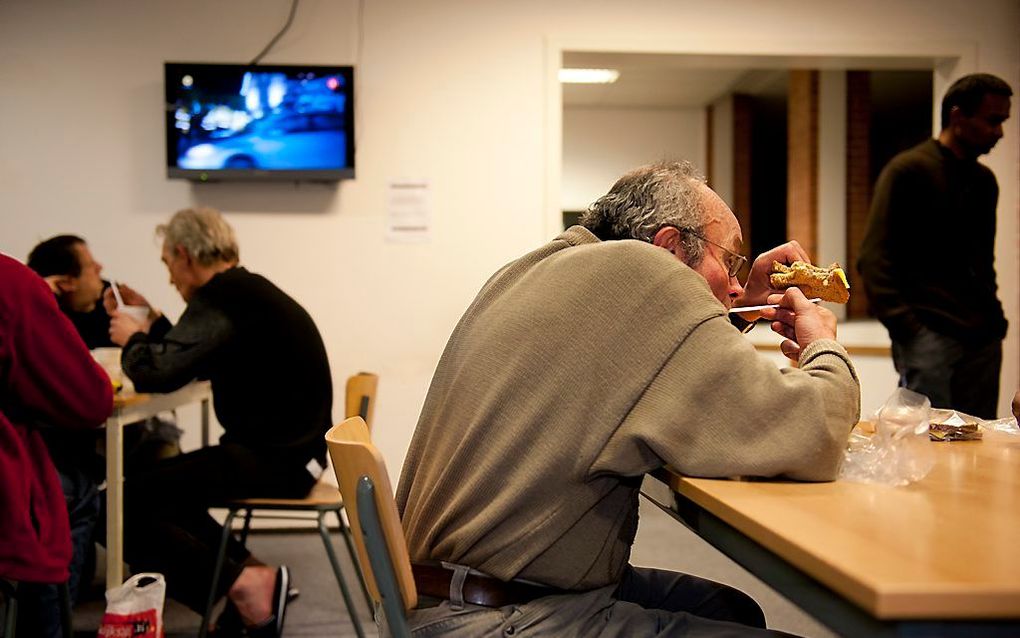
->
[201,477,366,638]
[226,481,343,510]
[200,372,378,638]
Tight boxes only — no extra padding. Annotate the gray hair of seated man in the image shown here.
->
[157,207,239,266]
[580,160,708,268]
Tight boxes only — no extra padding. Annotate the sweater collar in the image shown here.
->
[199,265,243,292]
[557,225,600,247]
[928,138,974,164]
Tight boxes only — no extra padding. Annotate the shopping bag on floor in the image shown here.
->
[98,572,165,637]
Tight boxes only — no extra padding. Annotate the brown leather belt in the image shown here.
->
[411,562,563,608]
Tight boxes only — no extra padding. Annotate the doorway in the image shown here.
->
[555,50,942,321]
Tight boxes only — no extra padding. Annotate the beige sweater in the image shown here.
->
[396,226,860,590]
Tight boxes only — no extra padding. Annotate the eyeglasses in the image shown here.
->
[686,231,747,279]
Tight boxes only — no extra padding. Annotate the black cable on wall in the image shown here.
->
[250,0,300,66]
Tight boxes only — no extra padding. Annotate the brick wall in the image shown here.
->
[845,71,871,318]
[787,70,819,260]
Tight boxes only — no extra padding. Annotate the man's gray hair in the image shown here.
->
[157,207,239,266]
[580,160,708,266]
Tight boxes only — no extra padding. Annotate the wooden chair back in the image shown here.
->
[345,372,379,429]
[326,417,417,621]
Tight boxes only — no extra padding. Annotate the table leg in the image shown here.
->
[105,416,124,587]
[201,397,210,448]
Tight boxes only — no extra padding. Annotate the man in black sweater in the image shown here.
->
[110,207,332,636]
[858,73,1012,419]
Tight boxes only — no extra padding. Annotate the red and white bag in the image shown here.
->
[97,573,166,638]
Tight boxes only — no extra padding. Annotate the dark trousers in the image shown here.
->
[407,564,794,636]
[17,465,100,638]
[891,326,1002,419]
[120,443,315,614]
[614,565,767,629]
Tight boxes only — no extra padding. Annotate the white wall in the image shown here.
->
[2,0,1018,479]
[562,107,705,211]
[816,71,848,270]
[709,95,735,206]
[818,70,848,321]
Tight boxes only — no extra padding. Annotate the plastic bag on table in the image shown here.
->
[929,407,1019,442]
[981,415,1020,436]
[98,573,165,637]
[840,388,934,486]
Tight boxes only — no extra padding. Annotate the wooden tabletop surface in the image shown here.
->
[111,380,211,411]
[112,392,148,408]
[661,431,1020,619]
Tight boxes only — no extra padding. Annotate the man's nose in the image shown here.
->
[729,277,745,298]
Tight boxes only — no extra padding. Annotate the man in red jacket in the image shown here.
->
[0,252,113,637]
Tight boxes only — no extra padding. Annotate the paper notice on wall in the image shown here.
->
[386,180,431,242]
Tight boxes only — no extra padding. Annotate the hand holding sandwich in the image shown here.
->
[737,240,811,311]
[759,287,837,361]
[728,240,812,330]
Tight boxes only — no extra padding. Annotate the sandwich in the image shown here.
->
[769,261,850,304]
[929,419,982,442]
[929,412,982,442]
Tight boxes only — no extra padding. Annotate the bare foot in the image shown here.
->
[227,565,275,627]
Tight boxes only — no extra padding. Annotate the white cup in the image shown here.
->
[92,346,136,395]
[119,305,149,325]
[91,347,123,384]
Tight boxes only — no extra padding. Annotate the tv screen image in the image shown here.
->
[165,63,354,181]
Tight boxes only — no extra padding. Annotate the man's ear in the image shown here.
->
[652,226,684,258]
[948,105,965,128]
[175,244,192,266]
[47,274,75,294]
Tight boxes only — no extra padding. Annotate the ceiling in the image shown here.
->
[561,51,936,109]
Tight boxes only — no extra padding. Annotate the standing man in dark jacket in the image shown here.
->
[108,207,333,636]
[858,73,1012,419]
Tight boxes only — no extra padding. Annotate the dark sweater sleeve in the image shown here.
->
[147,314,173,340]
[122,297,232,393]
[857,162,924,339]
[6,269,113,428]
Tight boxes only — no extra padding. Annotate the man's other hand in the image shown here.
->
[103,283,152,315]
[759,287,837,361]
[736,240,811,312]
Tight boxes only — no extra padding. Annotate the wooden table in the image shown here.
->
[105,381,212,587]
[642,432,1020,637]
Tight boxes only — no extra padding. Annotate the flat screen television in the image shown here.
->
[164,62,354,181]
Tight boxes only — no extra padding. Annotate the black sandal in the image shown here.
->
[244,565,290,638]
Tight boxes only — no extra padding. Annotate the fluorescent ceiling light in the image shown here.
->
[559,68,620,84]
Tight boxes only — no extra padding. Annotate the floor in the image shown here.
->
[73,530,375,637]
[70,498,837,637]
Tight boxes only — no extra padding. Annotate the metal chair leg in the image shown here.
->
[1,580,17,638]
[335,509,373,612]
[199,508,237,638]
[238,508,254,546]
[317,512,366,638]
